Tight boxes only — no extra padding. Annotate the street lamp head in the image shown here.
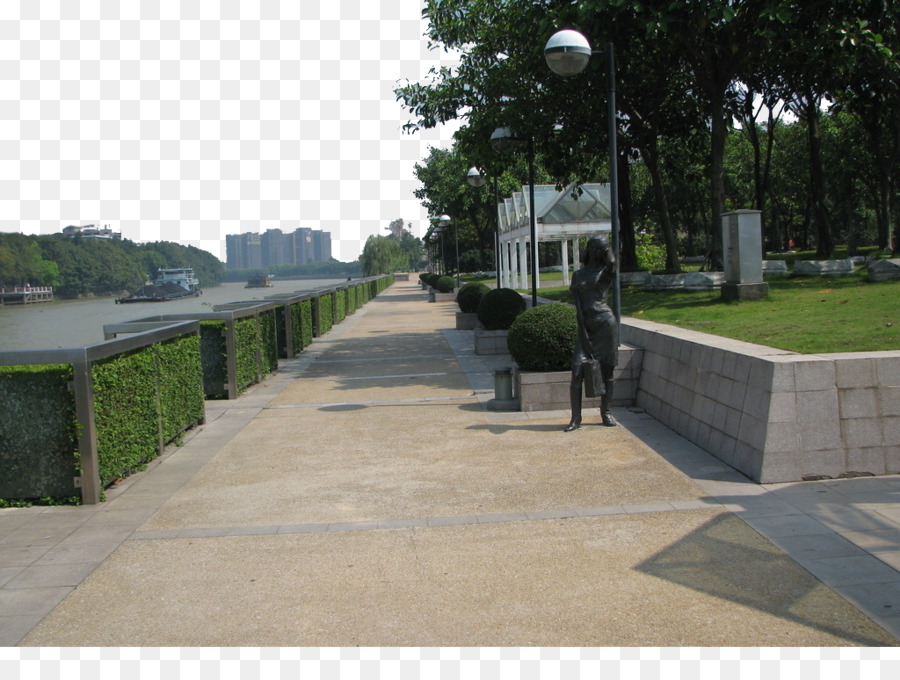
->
[490,126,516,152]
[544,29,591,76]
[438,214,452,227]
[466,166,486,187]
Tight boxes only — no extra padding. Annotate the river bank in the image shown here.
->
[0,278,349,351]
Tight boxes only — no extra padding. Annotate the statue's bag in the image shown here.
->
[583,358,605,398]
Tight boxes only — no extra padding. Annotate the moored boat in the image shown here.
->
[116,268,202,303]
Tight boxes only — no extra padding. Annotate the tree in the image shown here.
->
[0,233,60,286]
[833,5,900,251]
[360,235,406,276]
[384,219,426,271]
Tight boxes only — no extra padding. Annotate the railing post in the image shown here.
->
[224,319,238,400]
[72,351,101,505]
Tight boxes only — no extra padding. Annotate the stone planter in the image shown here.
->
[456,312,480,330]
[428,287,457,302]
[512,345,644,412]
[474,328,509,355]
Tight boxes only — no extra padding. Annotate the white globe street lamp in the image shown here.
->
[466,166,486,188]
[544,29,621,325]
[544,29,592,77]
[438,214,460,289]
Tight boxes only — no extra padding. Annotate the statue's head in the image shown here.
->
[582,234,611,265]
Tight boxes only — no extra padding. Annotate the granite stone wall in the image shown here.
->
[620,317,900,483]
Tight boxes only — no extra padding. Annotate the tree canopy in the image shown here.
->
[0,232,224,298]
[397,0,899,267]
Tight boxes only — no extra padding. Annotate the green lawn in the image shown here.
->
[534,274,899,354]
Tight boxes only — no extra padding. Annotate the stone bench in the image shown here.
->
[867,258,900,282]
[762,260,789,275]
[792,259,856,277]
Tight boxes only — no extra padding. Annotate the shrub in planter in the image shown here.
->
[456,282,490,313]
[476,287,526,330]
[435,276,456,294]
[507,303,577,371]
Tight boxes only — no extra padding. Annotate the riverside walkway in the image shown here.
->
[2,279,900,646]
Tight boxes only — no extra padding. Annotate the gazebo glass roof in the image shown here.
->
[539,184,611,224]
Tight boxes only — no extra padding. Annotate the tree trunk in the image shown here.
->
[709,85,727,270]
[804,96,834,258]
[617,146,639,271]
[641,141,681,272]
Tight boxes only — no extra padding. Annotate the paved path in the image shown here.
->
[2,280,899,646]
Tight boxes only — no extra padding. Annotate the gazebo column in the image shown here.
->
[561,239,570,286]
[509,240,517,290]
[517,238,528,290]
[500,239,510,289]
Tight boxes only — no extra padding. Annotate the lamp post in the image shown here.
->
[490,127,538,308]
[430,217,445,276]
[438,214,459,289]
[545,30,621,324]
[466,166,502,289]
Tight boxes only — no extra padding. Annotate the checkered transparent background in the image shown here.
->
[4,648,899,679]
[0,1,458,262]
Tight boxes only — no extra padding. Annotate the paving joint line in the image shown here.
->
[128,500,722,541]
[264,394,477,410]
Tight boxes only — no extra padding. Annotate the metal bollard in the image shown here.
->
[493,367,513,401]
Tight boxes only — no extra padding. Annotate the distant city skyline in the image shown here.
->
[225,227,332,269]
[1,2,460,264]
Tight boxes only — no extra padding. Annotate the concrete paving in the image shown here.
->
[2,280,899,646]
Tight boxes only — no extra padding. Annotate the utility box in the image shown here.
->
[721,210,769,301]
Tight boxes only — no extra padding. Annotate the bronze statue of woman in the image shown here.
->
[565,234,618,431]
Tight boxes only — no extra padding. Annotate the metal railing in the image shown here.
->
[0,321,201,504]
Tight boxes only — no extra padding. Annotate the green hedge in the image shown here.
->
[0,364,78,503]
[317,293,333,336]
[235,317,262,393]
[92,333,205,488]
[335,289,347,324]
[200,320,228,397]
[156,335,205,443]
[291,298,314,353]
[507,304,578,371]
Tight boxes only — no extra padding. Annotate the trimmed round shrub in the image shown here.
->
[422,273,440,288]
[435,276,455,293]
[456,282,490,313]
[476,287,526,330]
[507,303,578,371]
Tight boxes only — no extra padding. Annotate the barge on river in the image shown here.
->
[116,268,202,303]
[245,274,274,288]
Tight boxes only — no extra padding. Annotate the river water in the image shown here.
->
[0,278,351,351]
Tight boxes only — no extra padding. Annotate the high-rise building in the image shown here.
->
[261,229,289,267]
[312,230,332,262]
[225,233,262,269]
[292,227,313,264]
[226,228,332,269]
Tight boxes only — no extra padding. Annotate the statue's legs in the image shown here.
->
[564,379,582,432]
[600,365,616,427]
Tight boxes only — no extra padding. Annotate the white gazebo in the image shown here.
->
[497,182,612,290]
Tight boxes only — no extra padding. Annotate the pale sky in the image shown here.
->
[0,1,460,262]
